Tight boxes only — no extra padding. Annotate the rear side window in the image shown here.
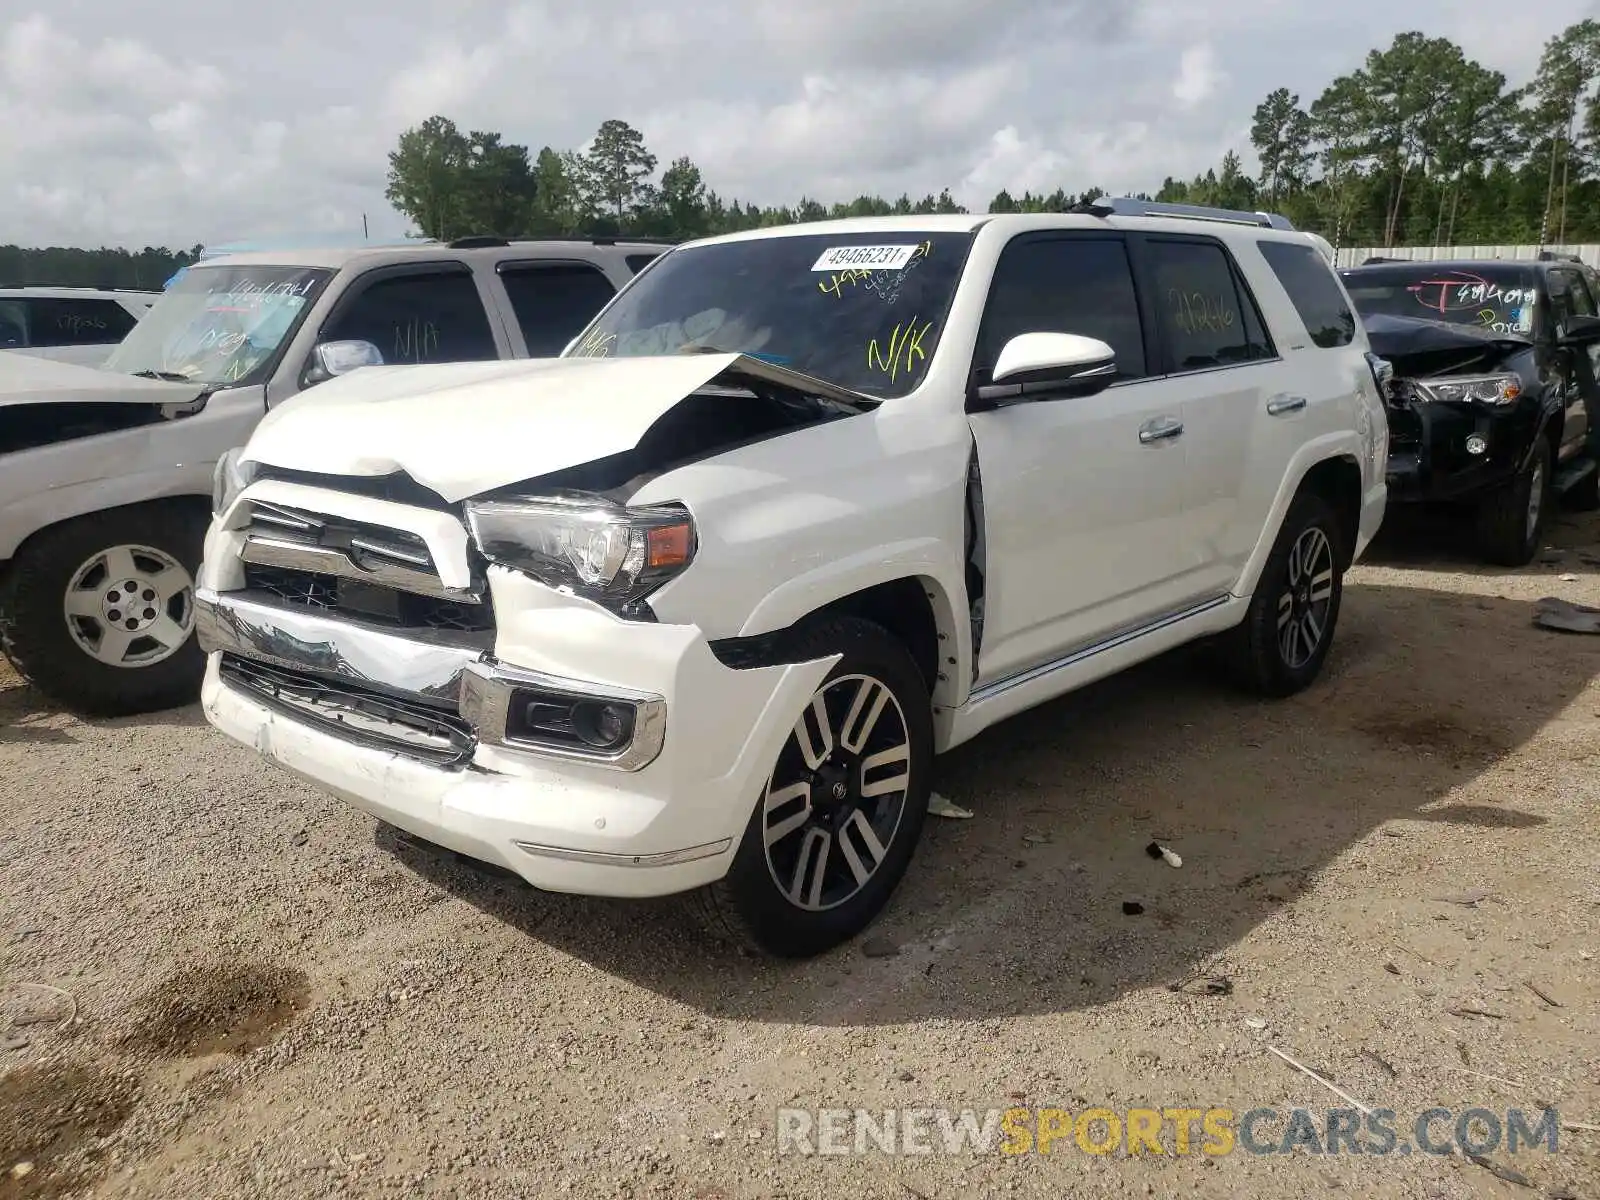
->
[1550,269,1596,320]
[499,262,617,356]
[322,271,498,364]
[625,253,661,275]
[1257,240,1357,349]
[978,236,1147,380]
[21,297,139,346]
[0,300,25,348]
[1145,240,1274,370]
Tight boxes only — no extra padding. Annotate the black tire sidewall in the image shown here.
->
[1243,492,1344,695]
[718,618,934,958]
[2,502,209,715]
[1518,438,1553,556]
[1478,439,1550,565]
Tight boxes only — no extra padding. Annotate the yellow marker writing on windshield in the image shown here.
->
[867,317,933,382]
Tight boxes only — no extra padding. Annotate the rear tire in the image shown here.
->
[0,502,209,716]
[1475,438,1550,566]
[1221,490,1345,698]
[693,616,933,958]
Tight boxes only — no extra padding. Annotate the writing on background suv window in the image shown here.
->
[325,273,497,365]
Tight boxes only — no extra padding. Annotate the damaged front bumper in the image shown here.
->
[195,546,833,899]
[1383,393,1538,503]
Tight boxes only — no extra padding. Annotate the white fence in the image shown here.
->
[1333,243,1600,269]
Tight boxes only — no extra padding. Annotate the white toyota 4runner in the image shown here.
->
[196,202,1388,957]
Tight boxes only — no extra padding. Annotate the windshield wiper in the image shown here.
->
[130,369,194,382]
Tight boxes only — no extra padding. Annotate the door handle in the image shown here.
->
[1138,416,1184,444]
[1267,394,1308,416]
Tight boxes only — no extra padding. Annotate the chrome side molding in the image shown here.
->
[970,594,1231,703]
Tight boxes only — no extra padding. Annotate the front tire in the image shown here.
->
[1222,490,1345,698]
[1475,437,1550,566]
[0,502,209,716]
[695,616,933,958]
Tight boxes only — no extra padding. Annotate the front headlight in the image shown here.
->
[211,447,256,516]
[1411,374,1522,407]
[464,490,696,611]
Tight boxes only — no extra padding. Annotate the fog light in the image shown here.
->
[1466,434,1488,455]
[572,701,634,749]
[503,687,639,756]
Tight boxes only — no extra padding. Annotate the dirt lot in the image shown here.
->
[2,509,1599,1200]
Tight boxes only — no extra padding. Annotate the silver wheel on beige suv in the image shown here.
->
[0,502,209,715]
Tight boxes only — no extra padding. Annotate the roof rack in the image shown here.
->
[1089,197,1298,231]
[505,235,679,247]
[0,284,160,293]
[1537,250,1583,263]
[447,235,511,249]
[444,234,680,250]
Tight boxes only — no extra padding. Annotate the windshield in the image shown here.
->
[103,264,332,387]
[1340,266,1539,336]
[564,232,975,397]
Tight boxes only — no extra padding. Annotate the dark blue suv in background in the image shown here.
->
[1340,254,1600,565]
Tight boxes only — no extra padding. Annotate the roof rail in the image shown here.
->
[0,284,159,293]
[1537,250,1583,263]
[506,235,679,247]
[1097,197,1297,231]
[448,235,512,249]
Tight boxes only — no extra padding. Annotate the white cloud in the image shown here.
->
[0,0,1592,248]
[1172,43,1224,109]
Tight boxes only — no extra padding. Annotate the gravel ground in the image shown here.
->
[2,508,1599,1199]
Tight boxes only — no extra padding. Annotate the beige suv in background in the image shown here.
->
[0,236,669,714]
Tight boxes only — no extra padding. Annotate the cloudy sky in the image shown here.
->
[1,0,1591,249]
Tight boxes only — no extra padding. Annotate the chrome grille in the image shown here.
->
[243,565,493,632]
[236,499,493,634]
[245,502,437,575]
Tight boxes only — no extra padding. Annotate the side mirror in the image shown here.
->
[303,339,384,387]
[1559,313,1600,345]
[970,332,1116,411]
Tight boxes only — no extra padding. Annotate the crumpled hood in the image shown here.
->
[1362,313,1530,362]
[0,350,208,408]
[240,353,877,503]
